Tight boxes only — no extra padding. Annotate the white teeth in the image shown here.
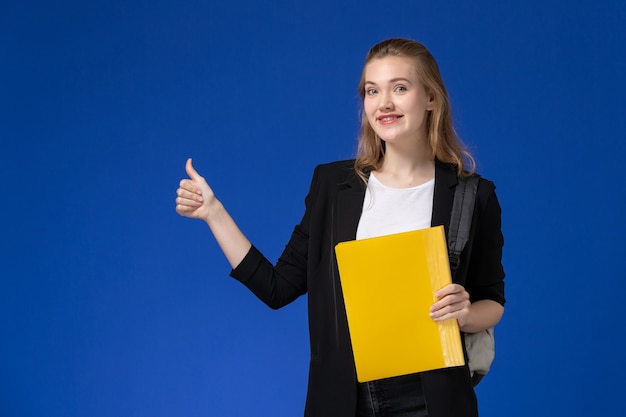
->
[380,116,396,122]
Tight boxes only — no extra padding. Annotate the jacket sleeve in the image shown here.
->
[464,179,506,305]
[229,165,320,309]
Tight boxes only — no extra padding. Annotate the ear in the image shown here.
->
[425,90,436,111]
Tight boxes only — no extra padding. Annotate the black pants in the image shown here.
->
[356,373,428,417]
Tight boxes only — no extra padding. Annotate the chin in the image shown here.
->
[378,133,406,143]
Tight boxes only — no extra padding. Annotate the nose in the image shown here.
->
[378,91,394,111]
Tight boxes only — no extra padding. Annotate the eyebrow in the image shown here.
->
[364,77,413,86]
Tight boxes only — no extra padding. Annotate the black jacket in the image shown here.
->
[231,159,505,417]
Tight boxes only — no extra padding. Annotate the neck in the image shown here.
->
[376,139,435,187]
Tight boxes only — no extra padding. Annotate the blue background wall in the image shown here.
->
[2,1,625,416]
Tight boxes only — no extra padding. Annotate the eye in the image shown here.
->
[394,85,407,92]
[365,88,377,96]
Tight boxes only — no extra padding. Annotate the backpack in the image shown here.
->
[447,175,495,387]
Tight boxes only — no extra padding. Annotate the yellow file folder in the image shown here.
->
[335,225,465,382]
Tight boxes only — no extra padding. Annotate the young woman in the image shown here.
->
[175,38,505,417]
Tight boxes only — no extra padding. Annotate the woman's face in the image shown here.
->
[362,56,434,145]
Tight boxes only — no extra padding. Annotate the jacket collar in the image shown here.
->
[335,167,366,244]
[431,159,458,229]
[334,159,459,243]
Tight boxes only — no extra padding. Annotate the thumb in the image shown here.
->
[185,158,203,181]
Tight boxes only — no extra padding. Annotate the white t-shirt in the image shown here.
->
[356,172,435,240]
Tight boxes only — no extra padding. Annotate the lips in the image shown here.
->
[377,114,403,125]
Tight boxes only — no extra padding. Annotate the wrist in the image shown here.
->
[204,198,224,225]
[460,300,504,333]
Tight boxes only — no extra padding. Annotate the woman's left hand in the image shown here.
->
[430,284,471,328]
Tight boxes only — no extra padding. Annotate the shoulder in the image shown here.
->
[441,160,499,213]
[474,175,498,207]
[467,174,502,223]
[314,159,355,174]
[311,159,358,183]
[302,159,362,202]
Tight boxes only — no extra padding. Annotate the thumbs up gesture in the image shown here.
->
[175,158,252,267]
[176,158,216,221]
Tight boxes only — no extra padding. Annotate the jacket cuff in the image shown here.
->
[230,245,264,284]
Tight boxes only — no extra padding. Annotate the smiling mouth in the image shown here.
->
[378,115,402,124]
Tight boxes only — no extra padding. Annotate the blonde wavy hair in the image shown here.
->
[355,38,475,182]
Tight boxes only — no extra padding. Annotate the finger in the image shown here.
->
[435,283,465,299]
[430,302,469,321]
[186,158,203,182]
[176,201,201,214]
[179,179,202,195]
[430,300,453,316]
[431,300,467,315]
[176,195,202,208]
[430,304,455,321]
[431,311,459,322]
[430,292,469,313]
[177,188,203,202]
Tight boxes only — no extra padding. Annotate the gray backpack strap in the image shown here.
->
[447,175,494,387]
[447,175,479,279]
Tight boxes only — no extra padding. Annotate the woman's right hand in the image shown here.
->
[175,158,252,268]
[176,158,216,222]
